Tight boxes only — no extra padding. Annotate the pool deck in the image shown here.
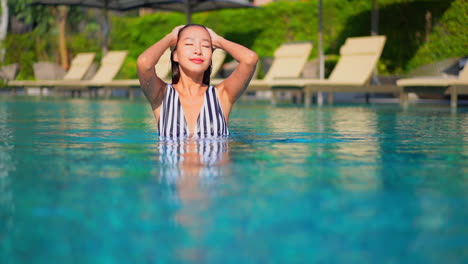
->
[2,77,468,108]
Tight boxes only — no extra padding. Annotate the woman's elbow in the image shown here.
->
[244,51,258,66]
[137,55,152,72]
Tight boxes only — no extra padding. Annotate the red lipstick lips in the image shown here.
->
[190,58,204,64]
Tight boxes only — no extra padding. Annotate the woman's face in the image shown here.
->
[173,26,213,76]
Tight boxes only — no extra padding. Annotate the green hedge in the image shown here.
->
[109,0,461,77]
[4,0,463,79]
[4,33,42,80]
[407,0,468,71]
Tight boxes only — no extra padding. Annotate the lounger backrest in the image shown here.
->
[329,36,386,85]
[0,63,19,81]
[458,63,468,80]
[63,52,96,80]
[211,49,226,78]
[264,42,313,81]
[33,62,66,80]
[155,49,171,79]
[91,50,128,82]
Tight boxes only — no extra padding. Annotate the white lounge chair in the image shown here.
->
[8,51,128,96]
[8,52,96,94]
[270,36,391,106]
[397,60,468,108]
[244,42,313,91]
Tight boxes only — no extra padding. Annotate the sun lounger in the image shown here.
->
[238,42,313,91]
[9,52,96,87]
[156,48,172,81]
[270,36,391,106]
[8,51,127,96]
[397,61,468,108]
[0,63,19,82]
[211,49,226,78]
[33,62,67,80]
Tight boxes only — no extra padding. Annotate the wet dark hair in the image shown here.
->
[171,24,212,85]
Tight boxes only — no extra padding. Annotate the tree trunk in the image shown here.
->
[58,6,69,70]
[0,0,9,63]
[371,0,379,36]
[425,11,432,43]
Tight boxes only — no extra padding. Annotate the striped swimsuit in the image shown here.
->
[158,84,229,139]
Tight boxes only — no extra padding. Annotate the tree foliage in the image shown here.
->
[407,0,468,71]
[3,0,465,79]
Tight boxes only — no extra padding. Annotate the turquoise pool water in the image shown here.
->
[0,97,467,263]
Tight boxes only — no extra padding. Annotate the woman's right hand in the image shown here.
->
[169,25,185,46]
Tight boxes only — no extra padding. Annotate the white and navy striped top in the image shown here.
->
[158,84,229,139]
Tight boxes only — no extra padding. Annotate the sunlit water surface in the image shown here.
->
[1,97,467,263]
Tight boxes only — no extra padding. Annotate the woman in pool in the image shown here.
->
[137,24,258,139]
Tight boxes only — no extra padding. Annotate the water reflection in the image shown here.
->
[0,103,15,261]
[463,114,468,163]
[330,107,381,191]
[157,138,230,262]
[158,139,230,183]
[331,107,380,158]
[264,107,312,177]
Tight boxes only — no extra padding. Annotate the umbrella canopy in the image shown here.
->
[32,0,254,21]
[31,0,164,11]
[32,0,254,52]
[148,0,254,23]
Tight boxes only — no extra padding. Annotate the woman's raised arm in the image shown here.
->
[137,26,182,109]
[208,28,258,105]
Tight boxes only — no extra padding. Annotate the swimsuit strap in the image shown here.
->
[159,84,188,139]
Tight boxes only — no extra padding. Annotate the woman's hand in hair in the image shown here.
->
[207,27,223,50]
[169,25,185,46]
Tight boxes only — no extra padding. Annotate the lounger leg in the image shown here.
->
[328,93,334,105]
[129,88,135,100]
[400,89,409,108]
[317,92,323,106]
[271,90,277,105]
[105,87,111,99]
[304,90,312,107]
[450,86,457,108]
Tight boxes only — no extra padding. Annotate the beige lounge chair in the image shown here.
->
[232,42,313,90]
[9,52,96,87]
[271,36,391,106]
[8,51,127,95]
[211,49,226,78]
[156,48,172,81]
[0,63,19,82]
[397,62,468,108]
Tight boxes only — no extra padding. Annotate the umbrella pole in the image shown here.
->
[185,0,191,24]
[369,0,380,100]
[102,0,109,54]
[317,0,324,106]
[371,0,379,36]
[186,12,191,24]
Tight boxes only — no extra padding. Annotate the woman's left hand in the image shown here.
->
[207,27,223,49]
